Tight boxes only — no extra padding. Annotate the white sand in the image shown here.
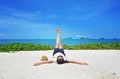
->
[0,50,120,79]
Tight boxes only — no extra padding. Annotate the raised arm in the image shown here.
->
[67,60,89,66]
[33,60,53,66]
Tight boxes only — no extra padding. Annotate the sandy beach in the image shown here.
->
[0,50,120,79]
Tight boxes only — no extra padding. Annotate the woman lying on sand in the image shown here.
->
[33,29,89,66]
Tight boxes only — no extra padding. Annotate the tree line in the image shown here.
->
[0,42,120,52]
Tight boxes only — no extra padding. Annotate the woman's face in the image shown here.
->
[57,55,64,60]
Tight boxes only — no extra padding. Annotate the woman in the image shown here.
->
[33,29,88,66]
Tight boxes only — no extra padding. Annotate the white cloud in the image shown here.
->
[0,16,56,28]
[46,14,56,19]
[0,8,57,28]
[68,0,117,20]
[1,7,56,20]
[75,34,91,38]
[76,34,81,38]
[80,11,99,20]
[76,34,86,38]
[0,34,6,37]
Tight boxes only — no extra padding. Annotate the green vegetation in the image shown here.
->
[63,43,120,50]
[0,42,120,52]
[0,43,53,52]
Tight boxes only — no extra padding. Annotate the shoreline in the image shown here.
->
[0,50,120,79]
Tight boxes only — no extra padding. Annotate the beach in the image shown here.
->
[0,50,120,79]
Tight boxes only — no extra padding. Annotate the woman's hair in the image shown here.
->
[57,59,65,64]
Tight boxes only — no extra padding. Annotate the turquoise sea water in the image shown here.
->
[0,39,120,46]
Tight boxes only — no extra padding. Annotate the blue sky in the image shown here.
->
[0,0,120,39]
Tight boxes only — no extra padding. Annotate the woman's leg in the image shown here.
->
[53,29,65,56]
[55,29,62,49]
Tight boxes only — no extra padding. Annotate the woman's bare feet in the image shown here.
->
[56,29,61,33]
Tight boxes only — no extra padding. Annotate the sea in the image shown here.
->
[0,39,120,46]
